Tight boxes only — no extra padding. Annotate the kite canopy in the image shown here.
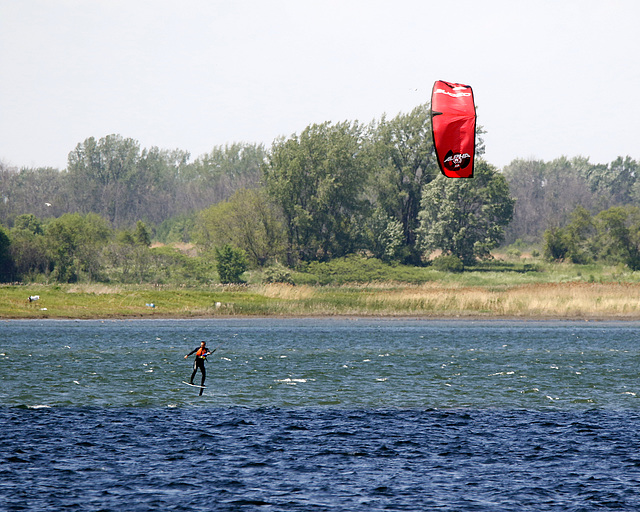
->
[431,80,476,178]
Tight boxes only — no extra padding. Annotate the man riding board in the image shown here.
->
[184,341,213,394]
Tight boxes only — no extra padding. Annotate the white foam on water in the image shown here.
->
[275,378,314,384]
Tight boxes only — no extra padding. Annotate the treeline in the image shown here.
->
[1,211,248,285]
[1,101,638,284]
[543,205,640,270]
[0,103,517,283]
[0,137,264,230]
[503,156,640,245]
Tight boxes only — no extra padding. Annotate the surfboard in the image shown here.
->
[182,381,206,389]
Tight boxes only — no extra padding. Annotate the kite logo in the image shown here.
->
[443,150,471,170]
[434,88,472,98]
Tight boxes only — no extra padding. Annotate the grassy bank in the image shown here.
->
[4,279,640,319]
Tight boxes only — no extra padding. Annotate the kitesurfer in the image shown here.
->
[184,341,212,391]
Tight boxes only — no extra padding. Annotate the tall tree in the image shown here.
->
[9,220,50,279]
[263,121,369,264]
[66,135,141,227]
[418,159,514,265]
[45,213,112,282]
[0,225,14,282]
[0,164,65,225]
[583,156,639,208]
[503,157,594,244]
[370,104,439,264]
[593,206,640,270]
[179,142,266,212]
[134,147,189,225]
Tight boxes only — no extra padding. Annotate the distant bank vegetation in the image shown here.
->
[1,102,639,286]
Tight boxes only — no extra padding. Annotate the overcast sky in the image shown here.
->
[1,0,639,171]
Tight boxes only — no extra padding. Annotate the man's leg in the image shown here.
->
[190,361,198,384]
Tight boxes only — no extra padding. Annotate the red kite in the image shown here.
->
[431,80,476,178]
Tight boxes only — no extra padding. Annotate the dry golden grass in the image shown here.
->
[247,281,640,318]
[254,284,316,300]
[65,284,123,294]
[358,282,640,318]
[502,282,640,317]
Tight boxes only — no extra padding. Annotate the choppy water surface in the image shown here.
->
[2,318,640,510]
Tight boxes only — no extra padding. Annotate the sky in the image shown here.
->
[1,0,639,171]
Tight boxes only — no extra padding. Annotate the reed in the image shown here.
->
[348,282,640,318]
[253,284,316,300]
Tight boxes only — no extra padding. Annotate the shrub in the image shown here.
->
[215,244,248,284]
[543,227,570,261]
[263,264,294,285]
[296,255,430,285]
[431,254,464,273]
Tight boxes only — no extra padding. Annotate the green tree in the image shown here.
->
[65,135,191,228]
[108,221,153,283]
[417,159,514,265]
[215,244,248,284]
[564,206,596,263]
[156,214,195,244]
[543,226,571,261]
[593,206,640,270]
[14,214,44,234]
[134,147,188,225]
[263,121,369,264]
[9,216,50,280]
[45,213,112,282]
[0,225,14,282]
[542,205,640,269]
[134,221,151,246]
[583,156,638,207]
[67,135,141,226]
[195,188,285,267]
[105,226,152,284]
[542,207,597,263]
[370,104,438,263]
[361,208,406,262]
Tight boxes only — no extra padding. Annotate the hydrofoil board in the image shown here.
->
[182,381,206,389]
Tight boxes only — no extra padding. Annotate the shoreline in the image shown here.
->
[3,312,639,322]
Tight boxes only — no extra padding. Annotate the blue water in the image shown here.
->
[2,319,640,510]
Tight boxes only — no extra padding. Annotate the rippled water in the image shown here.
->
[2,319,640,510]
